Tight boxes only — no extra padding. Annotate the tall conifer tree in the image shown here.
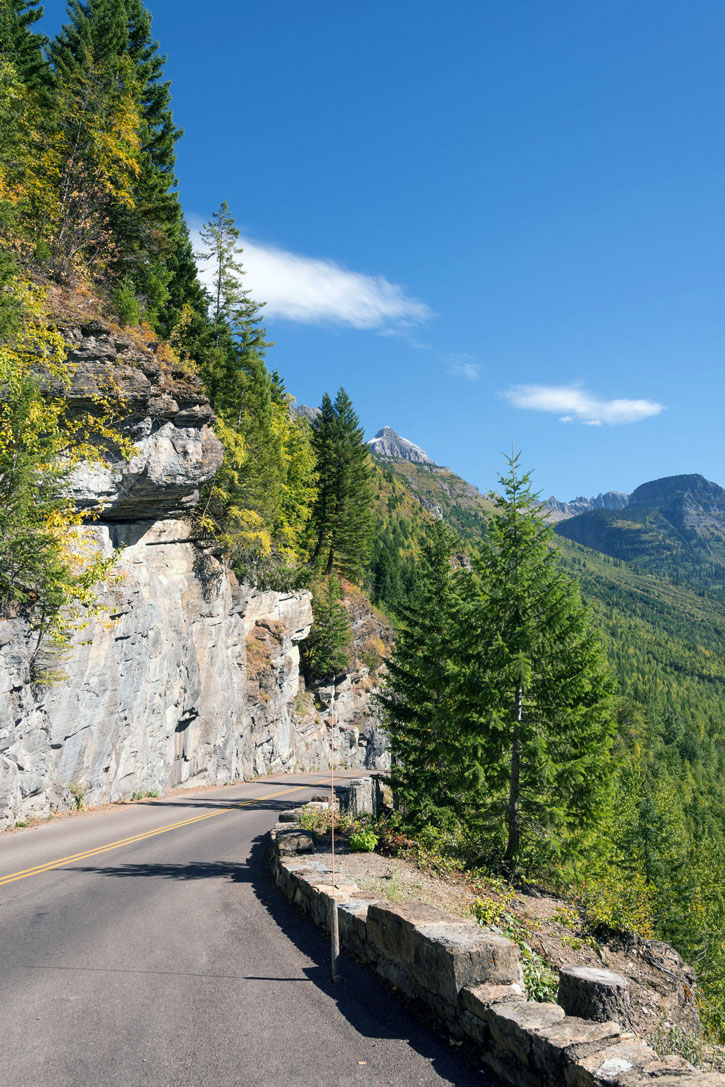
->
[0,0,48,90]
[378,521,461,826]
[197,200,269,416]
[309,387,373,581]
[453,451,614,871]
[50,0,187,317]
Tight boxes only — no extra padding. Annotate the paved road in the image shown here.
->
[0,774,501,1086]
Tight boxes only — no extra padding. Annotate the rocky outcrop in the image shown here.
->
[289,583,391,773]
[368,426,435,465]
[0,321,388,830]
[290,403,320,424]
[59,320,223,520]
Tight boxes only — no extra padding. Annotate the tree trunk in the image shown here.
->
[505,685,523,869]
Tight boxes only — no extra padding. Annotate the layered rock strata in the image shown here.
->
[0,322,387,829]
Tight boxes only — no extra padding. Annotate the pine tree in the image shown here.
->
[0,0,48,91]
[197,200,269,416]
[300,576,352,683]
[453,451,614,871]
[309,387,373,581]
[377,521,461,827]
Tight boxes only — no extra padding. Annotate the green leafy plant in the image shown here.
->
[472,896,509,927]
[68,782,85,810]
[349,828,378,853]
[652,1024,706,1068]
[520,948,559,1003]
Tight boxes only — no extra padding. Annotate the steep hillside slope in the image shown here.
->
[555,474,725,600]
[369,455,725,838]
[371,455,495,538]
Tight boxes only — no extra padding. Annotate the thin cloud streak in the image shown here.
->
[446,354,481,381]
[503,384,664,426]
[191,227,431,331]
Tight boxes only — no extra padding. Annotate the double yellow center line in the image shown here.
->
[0,783,312,888]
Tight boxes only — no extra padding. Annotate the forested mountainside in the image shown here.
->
[556,473,725,603]
[1,0,724,1046]
[371,451,725,1040]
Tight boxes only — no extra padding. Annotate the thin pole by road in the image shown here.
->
[0,773,500,1087]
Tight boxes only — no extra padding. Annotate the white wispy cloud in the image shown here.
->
[502,384,664,426]
[191,227,431,331]
[446,353,481,381]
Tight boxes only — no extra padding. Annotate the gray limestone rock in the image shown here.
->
[559,966,632,1025]
[0,318,390,829]
[57,322,223,521]
[0,519,387,829]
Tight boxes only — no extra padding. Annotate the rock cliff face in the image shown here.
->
[0,322,388,830]
[368,426,435,465]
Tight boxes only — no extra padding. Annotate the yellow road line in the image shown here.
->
[0,783,313,888]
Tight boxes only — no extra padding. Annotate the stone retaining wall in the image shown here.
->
[268,816,725,1087]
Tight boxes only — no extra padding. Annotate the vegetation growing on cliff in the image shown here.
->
[0,279,123,668]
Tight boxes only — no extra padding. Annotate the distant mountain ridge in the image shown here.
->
[555,472,725,601]
[543,491,629,521]
[368,426,435,465]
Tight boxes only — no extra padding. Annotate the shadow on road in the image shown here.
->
[72,860,251,880]
[67,816,497,1084]
[127,778,347,811]
[245,835,496,1087]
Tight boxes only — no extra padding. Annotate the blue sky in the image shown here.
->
[44,1,725,498]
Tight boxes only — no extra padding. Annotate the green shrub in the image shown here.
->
[472,896,509,927]
[68,782,85,810]
[577,865,655,938]
[113,277,140,327]
[349,828,378,853]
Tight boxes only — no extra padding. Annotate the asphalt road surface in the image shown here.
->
[0,773,503,1086]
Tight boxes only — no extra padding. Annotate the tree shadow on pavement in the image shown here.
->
[127,785,326,810]
[72,860,252,880]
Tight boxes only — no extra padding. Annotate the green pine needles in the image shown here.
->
[309,388,374,581]
[380,451,615,874]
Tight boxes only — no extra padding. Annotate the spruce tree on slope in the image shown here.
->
[453,451,614,872]
[300,576,352,683]
[377,520,461,827]
[310,388,373,582]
